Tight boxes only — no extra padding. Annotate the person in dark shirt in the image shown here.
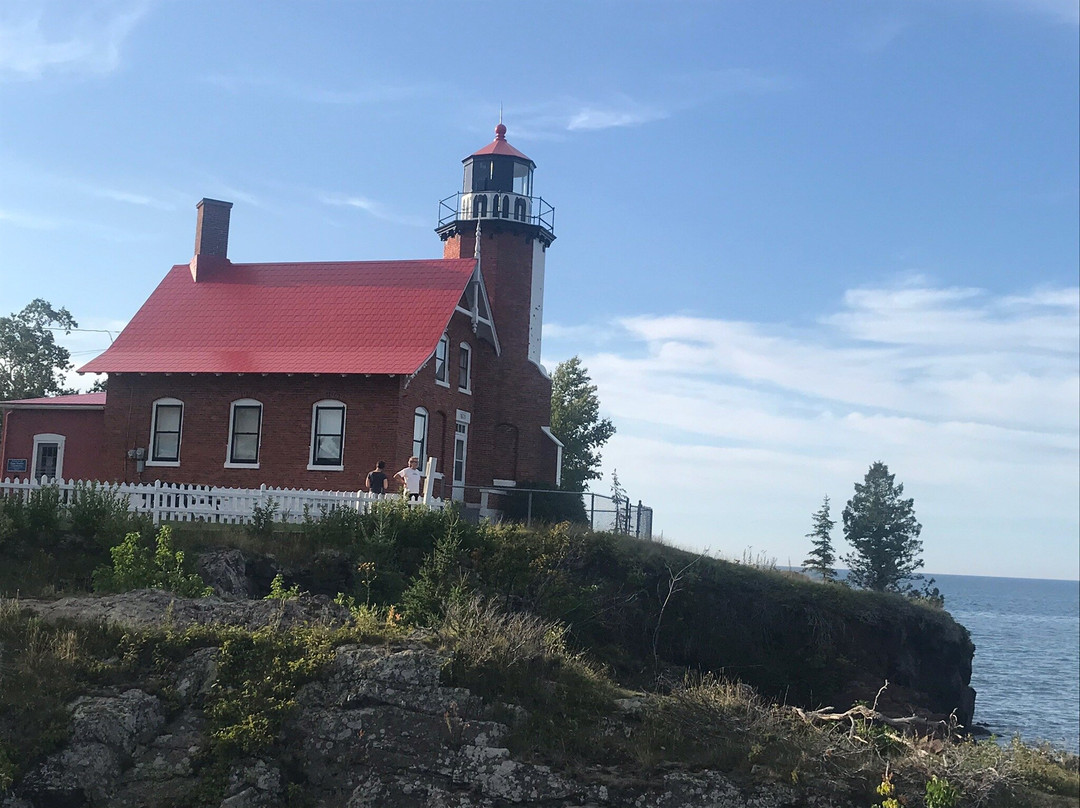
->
[365,460,388,495]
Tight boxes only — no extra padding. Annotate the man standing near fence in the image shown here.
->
[395,457,424,501]
[365,461,388,496]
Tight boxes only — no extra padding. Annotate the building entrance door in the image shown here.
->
[34,442,59,481]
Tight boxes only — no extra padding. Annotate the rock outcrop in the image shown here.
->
[4,592,854,808]
[18,589,352,632]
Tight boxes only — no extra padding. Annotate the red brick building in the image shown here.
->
[1,124,563,503]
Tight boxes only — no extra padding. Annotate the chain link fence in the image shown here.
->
[434,482,653,539]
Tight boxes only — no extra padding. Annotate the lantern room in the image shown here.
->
[437,123,554,238]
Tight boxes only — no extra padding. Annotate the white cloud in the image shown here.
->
[567,105,668,132]
[0,1,146,80]
[0,208,59,229]
[547,280,1079,578]
[509,70,789,140]
[995,0,1080,24]
[320,193,426,228]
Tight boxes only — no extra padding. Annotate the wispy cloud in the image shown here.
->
[320,193,426,228]
[0,0,147,80]
[508,69,790,139]
[567,104,668,132]
[543,280,1079,576]
[0,208,60,229]
[67,180,175,210]
[994,0,1080,24]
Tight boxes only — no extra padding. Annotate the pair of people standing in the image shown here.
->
[365,457,423,500]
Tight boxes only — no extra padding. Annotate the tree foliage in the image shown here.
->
[550,357,615,492]
[802,495,837,582]
[0,299,77,402]
[842,462,924,592]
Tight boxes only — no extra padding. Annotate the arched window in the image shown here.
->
[472,194,487,218]
[309,399,346,470]
[226,399,263,467]
[457,342,472,393]
[149,397,183,465]
[501,195,510,218]
[412,407,428,464]
[513,197,527,222]
[491,194,500,218]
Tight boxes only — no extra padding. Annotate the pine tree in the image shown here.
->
[550,357,616,492]
[842,462,924,592]
[801,495,836,581]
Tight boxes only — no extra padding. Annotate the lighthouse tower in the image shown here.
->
[436,123,561,487]
[437,122,555,368]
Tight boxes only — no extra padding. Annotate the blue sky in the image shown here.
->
[1,0,1077,580]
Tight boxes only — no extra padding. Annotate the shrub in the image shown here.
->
[249,497,279,540]
[206,627,328,756]
[93,525,212,597]
[265,573,301,601]
[301,503,361,549]
[68,482,135,548]
[401,516,470,625]
[27,484,61,543]
[924,775,960,808]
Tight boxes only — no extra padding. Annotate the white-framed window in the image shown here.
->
[148,398,183,466]
[452,411,469,502]
[31,433,65,481]
[458,342,472,393]
[412,407,428,463]
[226,399,263,468]
[308,400,346,470]
[435,334,449,386]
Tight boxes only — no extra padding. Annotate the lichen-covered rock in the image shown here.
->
[20,689,164,805]
[173,646,220,704]
[18,589,352,632]
[7,593,862,808]
[198,549,251,600]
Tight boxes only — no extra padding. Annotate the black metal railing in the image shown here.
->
[437,193,555,235]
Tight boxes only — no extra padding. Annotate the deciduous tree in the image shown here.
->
[550,357,615,492]
[802,495,837,582]
[842,462,924,592]
[0,299,77,402]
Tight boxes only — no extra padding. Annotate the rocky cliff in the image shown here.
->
[5,591,852,808]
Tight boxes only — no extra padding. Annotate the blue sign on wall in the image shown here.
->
[6,458,28,473]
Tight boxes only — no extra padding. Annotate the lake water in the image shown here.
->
[933,573,1080,753]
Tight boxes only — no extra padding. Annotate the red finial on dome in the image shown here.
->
[495,122,507,140]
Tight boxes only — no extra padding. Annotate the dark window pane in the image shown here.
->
[232,434,258,462]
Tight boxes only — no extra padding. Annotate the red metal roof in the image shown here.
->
[0,392,107,407]
[468,123,533,164]
[79,259,477,375]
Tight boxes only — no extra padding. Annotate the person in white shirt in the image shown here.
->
[395,456,424,500]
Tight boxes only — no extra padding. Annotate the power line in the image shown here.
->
[43,326,116,343]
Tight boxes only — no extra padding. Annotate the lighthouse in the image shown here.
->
[437,123,555,369]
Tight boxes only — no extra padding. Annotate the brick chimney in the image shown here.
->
[190,198,233,281]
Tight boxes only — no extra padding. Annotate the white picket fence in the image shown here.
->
[0,476,445,525]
